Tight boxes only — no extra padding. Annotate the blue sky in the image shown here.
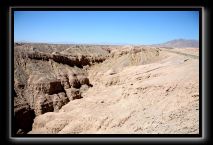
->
[14,11,199,45]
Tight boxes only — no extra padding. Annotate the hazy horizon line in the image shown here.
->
[14,38,199,46]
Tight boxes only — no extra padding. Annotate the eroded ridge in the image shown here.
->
[14,43,199,134]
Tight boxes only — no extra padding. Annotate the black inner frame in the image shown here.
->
[10,7,203,138]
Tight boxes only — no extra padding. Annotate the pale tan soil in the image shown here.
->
[29,48,199,134]
[169,48,199,56]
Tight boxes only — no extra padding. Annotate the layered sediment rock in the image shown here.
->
[27,74,64,95]
[26,51,106,68]
[14,43,168,134]
[14,44,109,134]
[34,92,69,116]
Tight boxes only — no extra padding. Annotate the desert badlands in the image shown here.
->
[14,43,199,134]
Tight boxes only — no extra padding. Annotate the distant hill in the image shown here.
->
[153,39,199,48]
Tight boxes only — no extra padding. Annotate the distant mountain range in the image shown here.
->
[153,39,199,48]
[15,39,199,48]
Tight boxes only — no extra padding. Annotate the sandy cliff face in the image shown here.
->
[14,43,199,134]
[14,43,109,134]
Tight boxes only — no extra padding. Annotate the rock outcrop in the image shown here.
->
[77,75,90,86]
[34,92,69,116]
[58,74,70,89]
[27,74,64,95]
[29,47,199,134]
[14,43,199,135]
[14,44,99,134]
[25,51,106,68]
[14,103,35,134]
[68,73,81,89]
[65,88,82,101]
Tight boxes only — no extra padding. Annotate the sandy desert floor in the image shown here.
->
[26,47,199,134]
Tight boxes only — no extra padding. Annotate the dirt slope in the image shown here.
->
[14,43,111,134]
[26,46,199,134]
